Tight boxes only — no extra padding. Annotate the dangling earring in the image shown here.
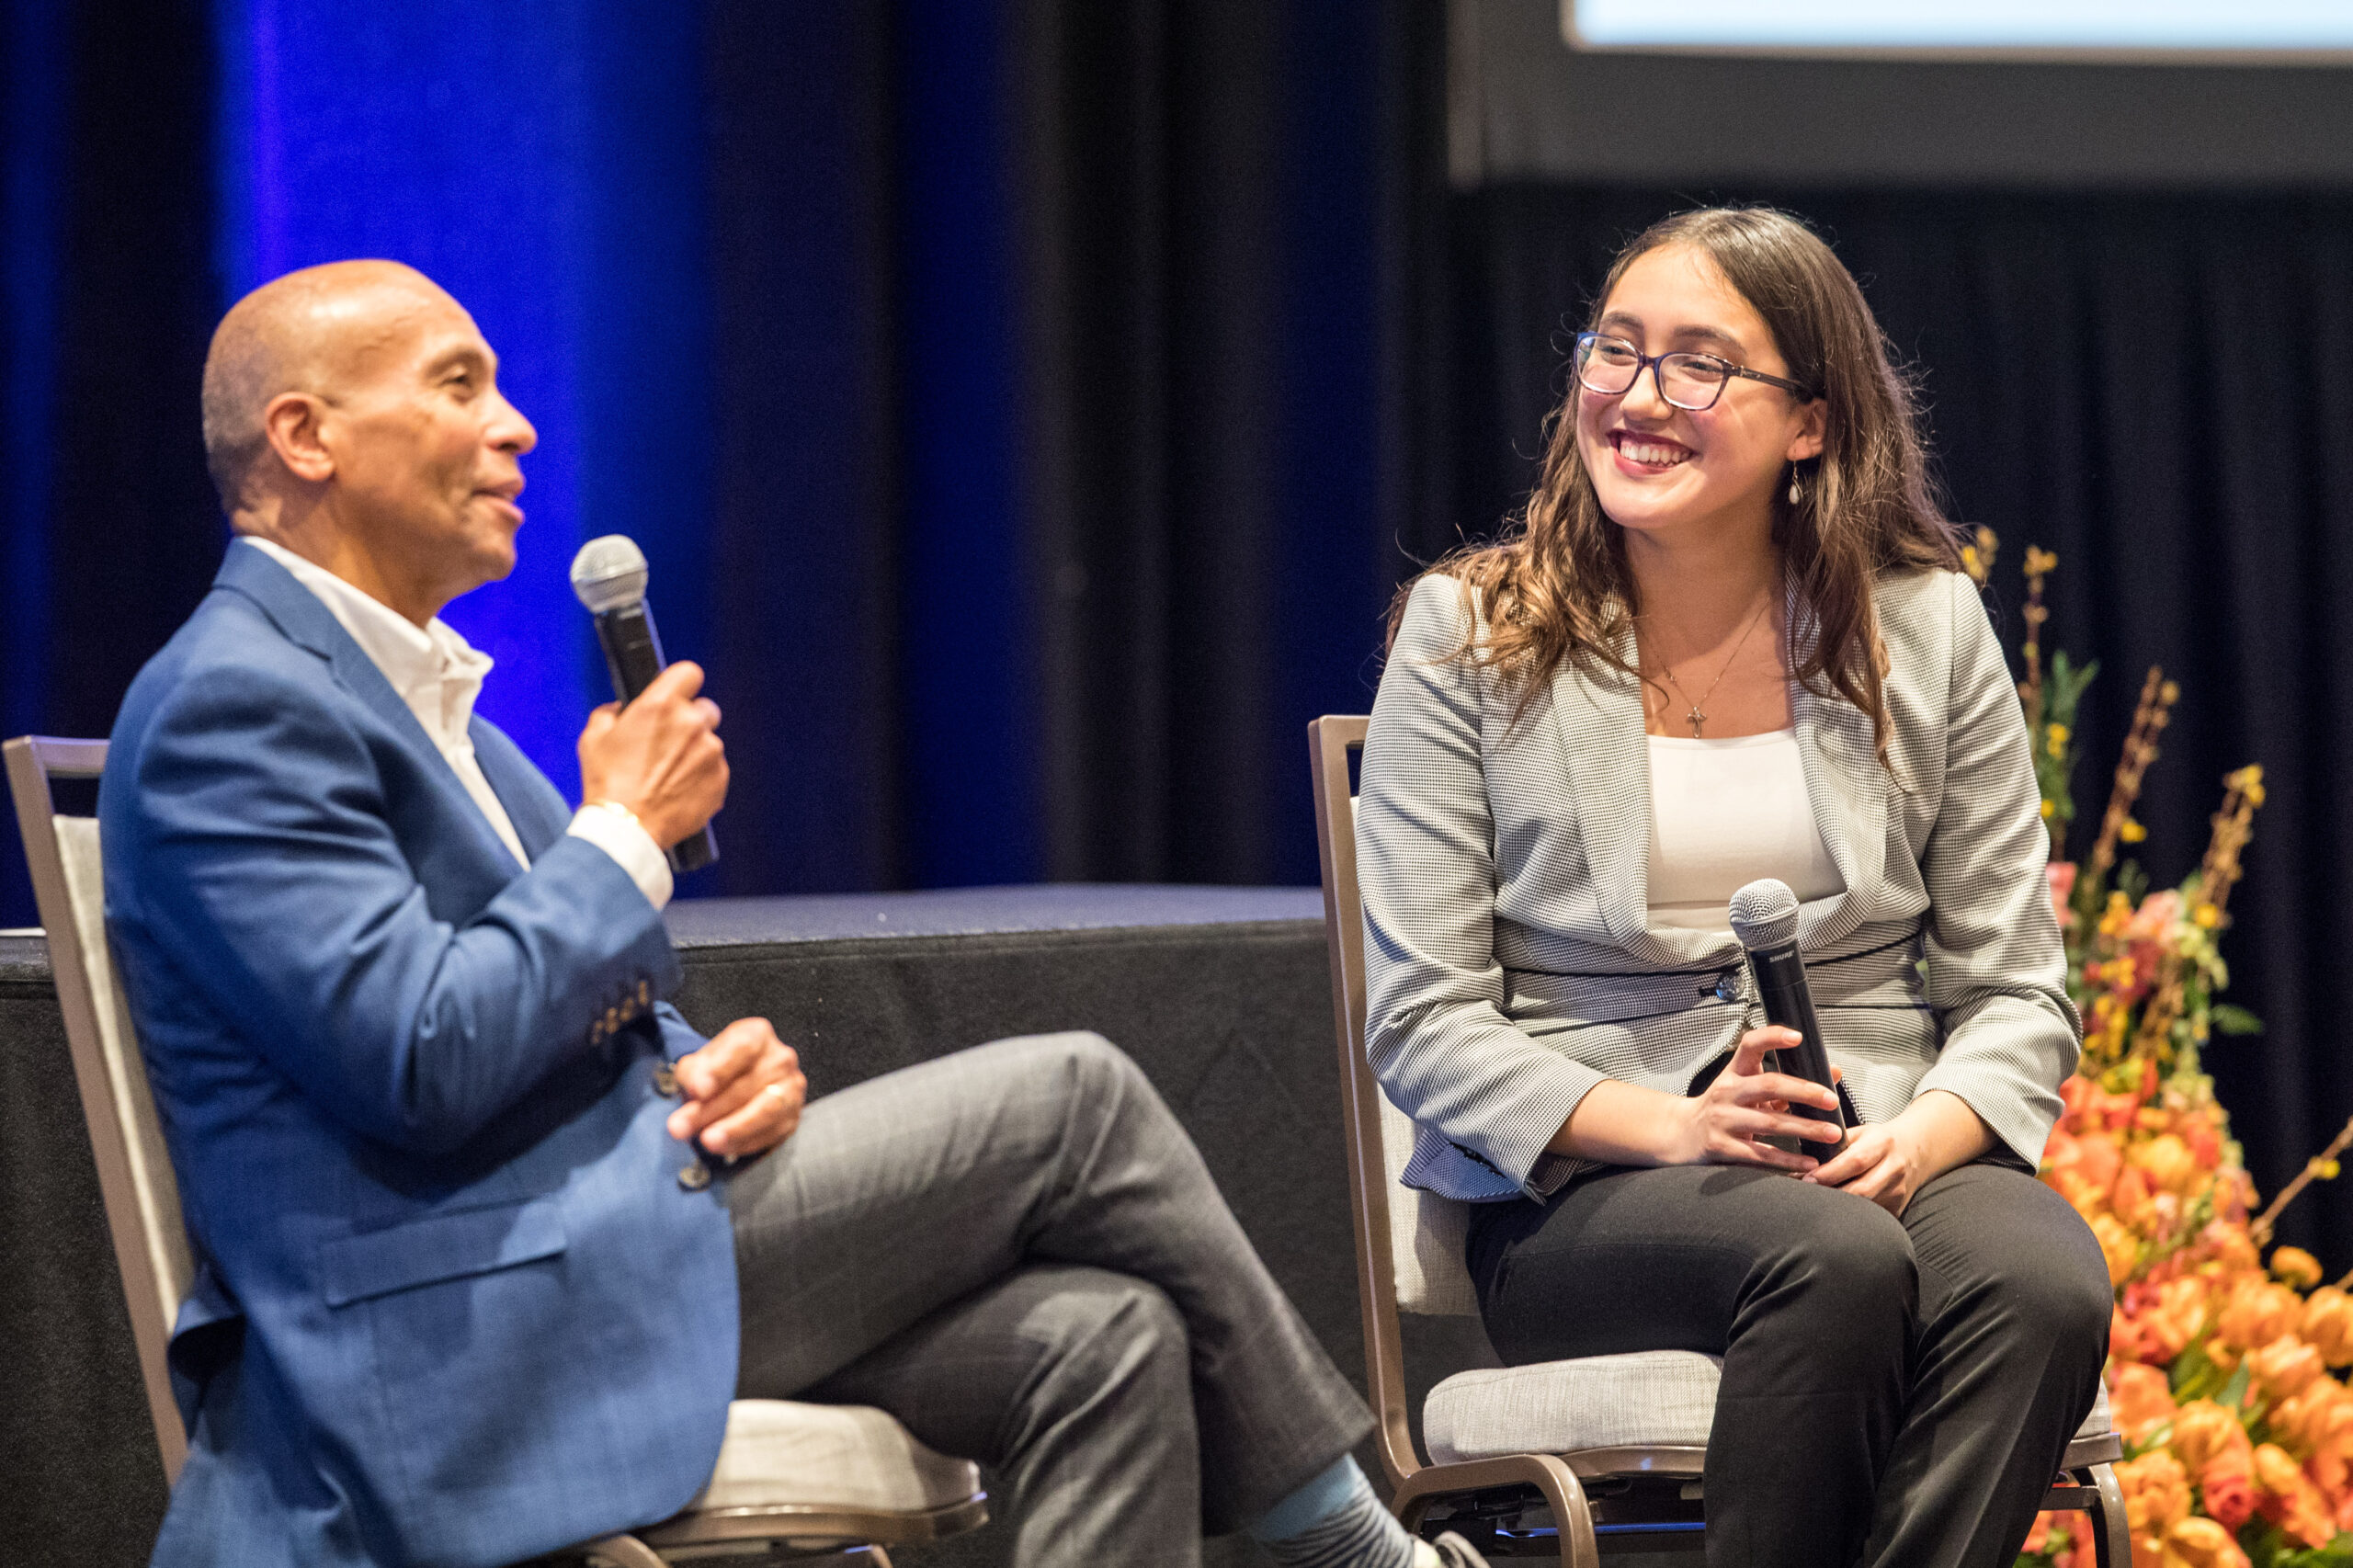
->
[1787,472,1805,506]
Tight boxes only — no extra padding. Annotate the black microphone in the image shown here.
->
[568,535,717,874]
[1728,878,1847,1153]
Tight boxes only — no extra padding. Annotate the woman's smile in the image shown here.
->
[1608,427,1698,475]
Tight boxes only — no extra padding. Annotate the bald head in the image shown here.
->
[200,260,458,512]
[196,260,537,625]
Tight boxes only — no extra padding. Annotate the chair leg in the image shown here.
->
[1394,1454,1602,1568]
[2084,1461,2130,1568]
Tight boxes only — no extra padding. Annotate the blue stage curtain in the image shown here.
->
[0,0,1432,925]
[210,0,714,799]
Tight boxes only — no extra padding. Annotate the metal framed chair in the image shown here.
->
[1306,715,2129,1565]
[6,735,988,1568]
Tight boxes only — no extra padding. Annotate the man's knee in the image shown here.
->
[1021,1267,1189,1395]
[973,1029,1142,1094]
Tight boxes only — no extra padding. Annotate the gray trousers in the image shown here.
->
[726,1032,1372,1567]
[1467,1158,2111,1568]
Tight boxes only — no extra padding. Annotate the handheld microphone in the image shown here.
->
[568,535,717,874]
[1728,878,1846,1153]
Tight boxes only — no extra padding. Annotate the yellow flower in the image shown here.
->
[2121,817,2148,843]
[2254,1443,2337,1548]
[2169,1400,2254,1471]
[2306,1288,2353,1367]
[2165,1515,2252,1568]
[2114,1449,2191,1533]
[2026,546,2058,575]
[2090,1211,2139,1286]
[2274,1247,2325,1290]
[2131,1134,2201,1197]
[2216,1278,2303,1350]
[2110,1362,2179,1440]
[2040,799,2057,820]
[2046,722,2070,750]
[2194,903,2222,929]
[2250,1334,2326,1401]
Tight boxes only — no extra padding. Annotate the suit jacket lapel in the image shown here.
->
[1546,629,1682,962]
[216,541,439,750]
[1790,660,1888,953]
[1546,590,1890,962]
[214,540,536,875]
[472,722,574,861]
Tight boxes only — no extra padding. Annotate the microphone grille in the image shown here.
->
[570,535,649,614]
[1728,878,1802,952]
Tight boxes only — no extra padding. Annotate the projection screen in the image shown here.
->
[1564,0,2353,57]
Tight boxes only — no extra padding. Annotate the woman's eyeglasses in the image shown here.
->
[1572,332,1817,412]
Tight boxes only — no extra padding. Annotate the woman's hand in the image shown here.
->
[1803,1123,1921,1215]
[1667,1025,1844,1173]
[1805,1089,1993,1217]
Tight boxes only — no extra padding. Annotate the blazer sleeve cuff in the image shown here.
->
[567,804,674,910]
[1448,1053,1612,1196]
[1914,1056,2065,1169]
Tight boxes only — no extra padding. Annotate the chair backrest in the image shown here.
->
[6,736,192,1482]
[1307,716,1478,1490]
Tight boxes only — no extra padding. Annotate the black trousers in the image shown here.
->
[1467,1158,2110,1568]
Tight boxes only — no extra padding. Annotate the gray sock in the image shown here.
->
[1253,1457,1416,1568]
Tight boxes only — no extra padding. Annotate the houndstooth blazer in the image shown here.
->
[1357,566,2081,1204]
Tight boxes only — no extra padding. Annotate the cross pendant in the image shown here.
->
[1686,707,1706,737]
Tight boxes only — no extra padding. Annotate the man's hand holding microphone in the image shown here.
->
[571,537,804,1161]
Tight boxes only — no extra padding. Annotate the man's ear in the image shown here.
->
[261,392,336,484]
[1786,397,1827,464]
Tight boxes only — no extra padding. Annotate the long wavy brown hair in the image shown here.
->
[1397,206,1963,757]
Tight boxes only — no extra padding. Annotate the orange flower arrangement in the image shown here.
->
[1988,539,2352,1568]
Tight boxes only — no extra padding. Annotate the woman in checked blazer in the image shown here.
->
[1357,209,2109,1568]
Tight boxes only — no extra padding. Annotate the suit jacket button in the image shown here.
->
[677,1162,711,1192]
[653,1063,678,1096]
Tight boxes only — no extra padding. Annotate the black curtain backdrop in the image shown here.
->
[1433,184,2353,1269]
[0,0,224,927]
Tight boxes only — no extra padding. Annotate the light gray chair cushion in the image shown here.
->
[1423,1353,2115,1465]
[686,1401,981,1515]
[1425,1351,1723,1462]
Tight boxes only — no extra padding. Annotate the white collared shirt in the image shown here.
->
[243,536,672,910]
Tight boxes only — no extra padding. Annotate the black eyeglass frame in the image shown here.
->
[1572,331,1819,411]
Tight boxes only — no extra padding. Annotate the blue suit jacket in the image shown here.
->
[100,540,740,1567]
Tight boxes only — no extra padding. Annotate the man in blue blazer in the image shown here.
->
[103,261,1476,1568]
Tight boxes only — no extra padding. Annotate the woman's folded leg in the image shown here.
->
[1859,1163,2109,1568]
[1469,1164,1917,1568]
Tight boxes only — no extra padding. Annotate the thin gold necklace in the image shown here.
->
[1643,596,1771,738]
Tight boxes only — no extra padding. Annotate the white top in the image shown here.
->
[1644,728,1844,933]
[243,537,672,910]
